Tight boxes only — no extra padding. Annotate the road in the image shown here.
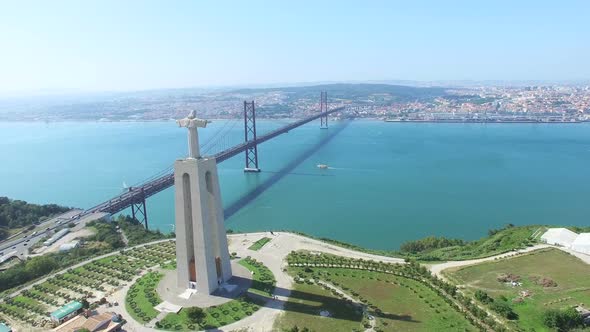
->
[7,230,590,332]
[0,210,108,261]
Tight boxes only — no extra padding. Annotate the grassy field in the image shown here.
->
[248,237,272,251]
[274,277,364,332]
[410,225,540,261]
[445,248,590,331]
[275,266,476,332]
[330,269,476,332]
[237,257,276,297]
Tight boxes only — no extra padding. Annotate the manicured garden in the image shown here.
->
[277,251,477,332]
[238,256,276,296]
[275,276,363,332]
[281,251,495,332]
[125,272,164,323]
[248,237,272,251]
[156,295,263,330]
[0,240,176,329]
[154,257,276,330]
[445,248,590,331]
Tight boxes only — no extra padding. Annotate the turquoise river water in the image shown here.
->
[1,120,589,250]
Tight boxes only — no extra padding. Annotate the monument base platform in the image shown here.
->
[156,260,252,309]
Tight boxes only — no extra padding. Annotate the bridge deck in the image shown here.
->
[82,107,344,218]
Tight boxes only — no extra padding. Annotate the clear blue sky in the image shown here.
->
[1,0,589,93]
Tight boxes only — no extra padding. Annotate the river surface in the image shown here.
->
[1,120,589,250]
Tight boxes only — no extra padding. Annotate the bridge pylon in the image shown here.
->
[243,101,261,172]
[320,91,328,129]
[130,188,148,229]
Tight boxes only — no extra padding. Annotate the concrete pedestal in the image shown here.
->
[174,157,232,294]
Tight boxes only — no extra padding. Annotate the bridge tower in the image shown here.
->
[130,188,148,229]
[243,101,261,172]
[320,91,328,129]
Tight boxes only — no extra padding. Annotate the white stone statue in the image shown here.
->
[177,110,208,159]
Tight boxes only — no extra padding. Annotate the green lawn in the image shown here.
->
[248,237,272,251]
[445,248,590,331]
[411,225,539,261]
[125,272,163,324]
[158,295,262,330]
[274,277,363,332]
[276,266,476,332]
[13,295,47,313]
[330,269,476,332]
[157,257,273,330]
[238,257,276,297]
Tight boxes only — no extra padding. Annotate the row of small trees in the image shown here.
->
[287,251,512,332]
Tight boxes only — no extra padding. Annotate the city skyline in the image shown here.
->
[1,0,590,93]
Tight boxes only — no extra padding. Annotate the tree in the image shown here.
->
[543,307,583,331]
[474,290,493,304]
[400,236,465,254]
[186,307,205,323]
[490,301,518,320]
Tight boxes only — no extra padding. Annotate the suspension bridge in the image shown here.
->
[73,93,344,228]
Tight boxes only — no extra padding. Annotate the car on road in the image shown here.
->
[23,243,27,246]
[11,246,16,249]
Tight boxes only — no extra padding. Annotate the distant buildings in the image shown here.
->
[2,84,588,122]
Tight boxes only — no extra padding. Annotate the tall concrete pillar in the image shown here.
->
[174,112,232,294]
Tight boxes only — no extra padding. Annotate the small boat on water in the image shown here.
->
[317,164,329,169]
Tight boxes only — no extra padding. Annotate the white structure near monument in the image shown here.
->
[174,111,232,294]
[571,233,590,255]
[540,227,578,248]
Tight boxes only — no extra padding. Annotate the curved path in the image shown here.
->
[427,244,551,280]
[10,231,590,332]
[4,238,173,299]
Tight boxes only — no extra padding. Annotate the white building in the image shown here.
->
[59,240,80,252]
[540,228,578,248]
[571,233,590,255]
[44,229,70,246]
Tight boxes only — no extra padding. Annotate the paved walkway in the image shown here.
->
[211,232,403,332]
[427,244,551,280]
[9,231,590,332]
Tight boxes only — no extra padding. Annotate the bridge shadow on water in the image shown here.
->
[224,120,352,220]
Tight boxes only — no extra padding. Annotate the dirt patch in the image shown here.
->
[530,275,557,287]
[497,273,521,283]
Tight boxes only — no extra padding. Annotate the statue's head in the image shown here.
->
[187,110,196,119]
